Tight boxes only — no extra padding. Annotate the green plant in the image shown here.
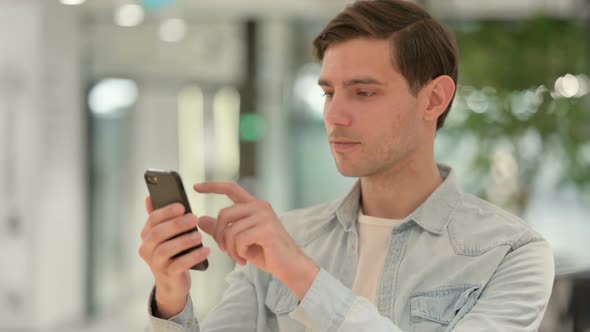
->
[439,17,590,214]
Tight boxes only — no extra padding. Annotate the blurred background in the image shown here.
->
[0,0,589,331]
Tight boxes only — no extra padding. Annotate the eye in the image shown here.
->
[357,91,375,97]
[322,91,334,98]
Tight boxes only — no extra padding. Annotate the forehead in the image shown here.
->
[319,38,403,83]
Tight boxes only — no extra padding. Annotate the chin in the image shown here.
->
[338,170,360,178]
[336,159,389,178]
[335,163,364,178]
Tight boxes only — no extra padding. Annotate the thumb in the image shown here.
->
[198,216,217,236]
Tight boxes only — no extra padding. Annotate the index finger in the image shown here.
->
[147,203,185,227]
[193,182,256,203]
[140,202,185,240]
[145,196,154,214]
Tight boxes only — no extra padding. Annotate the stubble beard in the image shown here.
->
[334,142,411,179]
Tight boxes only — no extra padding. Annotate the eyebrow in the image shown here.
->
[318,77,386,87]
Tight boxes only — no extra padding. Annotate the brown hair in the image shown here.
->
[313,0,459,130]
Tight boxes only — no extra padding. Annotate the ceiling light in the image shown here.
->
[114,4,145,27]
[88,78,138,117]
[159,18,187,42]
[61,0,86,5]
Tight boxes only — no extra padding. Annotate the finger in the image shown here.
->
[198,216,217,236]
[235,227,261,266]
[224,215,258,265]
[145,196,154,214]
[193,182,256,204]
[140,196,156,240]
[215,203,259,252]
[168,246,211,274]
[152,231,203,268]
[141,214,198,258]
[141,202,186,240]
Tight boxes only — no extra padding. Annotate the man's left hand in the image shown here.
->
[194,182,319,299]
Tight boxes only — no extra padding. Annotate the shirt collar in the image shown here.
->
[335,164,463,234]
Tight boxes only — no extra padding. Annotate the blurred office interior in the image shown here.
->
[0,0,589,331]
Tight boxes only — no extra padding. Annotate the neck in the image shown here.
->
[360,157,443,220]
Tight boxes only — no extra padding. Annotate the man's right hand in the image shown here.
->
[138,196,211,319]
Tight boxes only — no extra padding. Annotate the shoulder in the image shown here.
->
[447,193,548,256]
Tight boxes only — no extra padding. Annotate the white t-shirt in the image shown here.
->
[351,209,403,304]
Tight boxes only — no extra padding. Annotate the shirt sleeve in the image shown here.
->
[145,263,260,332]
[289,267,405,332]
[289,239,554,332]
[146,286,199,332]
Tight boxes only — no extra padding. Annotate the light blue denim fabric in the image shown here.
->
[147,164,554,332]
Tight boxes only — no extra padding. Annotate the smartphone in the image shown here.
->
[144,169,209,271]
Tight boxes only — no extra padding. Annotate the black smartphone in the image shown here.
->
[144,169,209,271]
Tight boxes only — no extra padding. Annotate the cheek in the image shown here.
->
[382,103,421,142]
[373,99,411,131]
[395,97,421,126]
[355,96,420,142]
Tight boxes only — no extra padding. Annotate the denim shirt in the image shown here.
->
[147,164,555,332]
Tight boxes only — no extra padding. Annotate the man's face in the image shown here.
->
[319,38,427,177]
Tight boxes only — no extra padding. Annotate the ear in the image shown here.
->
[421,75,455,123]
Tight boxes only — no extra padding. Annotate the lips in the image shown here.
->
[330,139,360,144]
[330,139,361,152]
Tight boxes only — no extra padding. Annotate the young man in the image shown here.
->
[140,0,554,331]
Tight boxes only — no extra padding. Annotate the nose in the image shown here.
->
[324,94,353,127]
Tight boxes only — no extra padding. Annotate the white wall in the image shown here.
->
[85,14,246,323]
[0,0,86,330]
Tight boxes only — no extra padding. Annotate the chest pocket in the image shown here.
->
[410,284,481,330]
